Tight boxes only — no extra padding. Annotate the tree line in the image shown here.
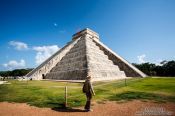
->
[133,60,175,76]
[0,60,175,77]
[0,68,33,77]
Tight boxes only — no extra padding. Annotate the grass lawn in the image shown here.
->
[0,77,175,108]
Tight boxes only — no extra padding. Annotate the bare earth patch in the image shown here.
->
[0,100,174,116]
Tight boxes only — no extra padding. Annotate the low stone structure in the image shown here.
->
[26,28,146,81]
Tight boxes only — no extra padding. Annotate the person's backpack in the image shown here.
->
[82,82,86,93]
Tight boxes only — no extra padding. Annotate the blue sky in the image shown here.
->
[0,0,175,71]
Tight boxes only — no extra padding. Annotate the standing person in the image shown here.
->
[82,75,95,112]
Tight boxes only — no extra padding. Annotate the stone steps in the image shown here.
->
[46,69,86,80]
[45,38,87,80]
[89,70,126,78]
[45,34,126,80]
[52,61,87,71]
[88,63,120,71]
[85,37,126,79]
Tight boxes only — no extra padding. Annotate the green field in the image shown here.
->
[0,77,175,108]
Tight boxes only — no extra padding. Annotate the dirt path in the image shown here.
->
[0,100,174,116]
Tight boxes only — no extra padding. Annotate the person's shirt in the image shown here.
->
[83,80,95,95]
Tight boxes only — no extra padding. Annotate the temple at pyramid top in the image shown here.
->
[72,28,99,40]
[26,28,146,81]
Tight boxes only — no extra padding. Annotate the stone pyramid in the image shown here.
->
[26,28,146,81]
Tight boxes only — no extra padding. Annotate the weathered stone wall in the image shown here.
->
[93,39,146,77]
[26,37,80,80]
[85,35,126,81]
[45,36,88,80]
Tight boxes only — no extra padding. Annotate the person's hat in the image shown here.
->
[86,75,91,79]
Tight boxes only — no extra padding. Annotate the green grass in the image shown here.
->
[0,77,175,108]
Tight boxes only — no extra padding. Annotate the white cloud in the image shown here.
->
[33,45,60,65]
[155,59,163,66]
[9,41,28,50]
[137,54,146,64]
[3,59,26,70]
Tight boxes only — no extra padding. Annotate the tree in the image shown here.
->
[0,68,33,77]
[162,61,175,76]
[133,63,156,76]
[133,60,175,77]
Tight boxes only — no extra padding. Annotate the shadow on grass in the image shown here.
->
[109,91,175,103]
